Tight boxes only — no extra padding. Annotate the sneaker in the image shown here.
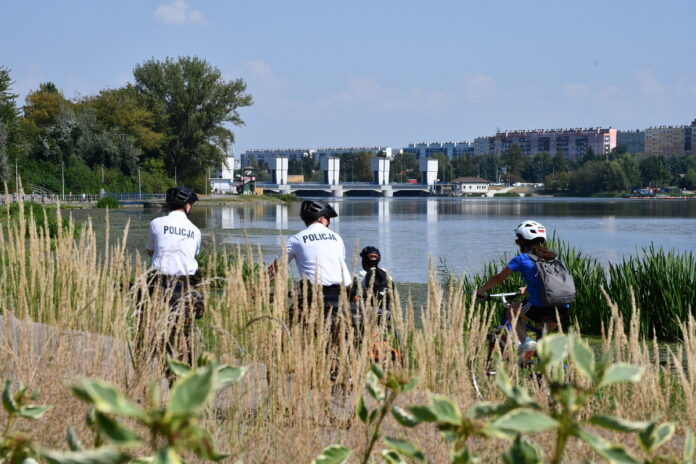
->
[518,340,537,366]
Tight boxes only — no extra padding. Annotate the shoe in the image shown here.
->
[518,340,537,366]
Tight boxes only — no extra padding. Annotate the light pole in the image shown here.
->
[138,167,142,199]
[174,166,177,185]
[61,161,65,200]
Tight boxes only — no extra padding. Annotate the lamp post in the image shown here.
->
[138,167,142,200]
[61,161,65,200]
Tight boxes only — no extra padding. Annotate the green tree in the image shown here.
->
[639,156,670,187]
[618,154,641,189]
[451,154,477,178]
[389,152,418,182]
[681,168,696,190]
[0,67,21,181]
[23,82,68,127]
[501,144,529,178]
[133,56,253,183]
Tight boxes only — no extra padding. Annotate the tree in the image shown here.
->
[389,152,418,182]
[681,168,696,190]
[23,82,68,127]
[133,56,253,183]
[0,66,20,181]
[639,156,670,187]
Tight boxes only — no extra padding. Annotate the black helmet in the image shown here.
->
[360,246,381,264]
[300,200,337,222]
[166,186,199,209]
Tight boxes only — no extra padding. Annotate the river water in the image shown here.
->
[69,197,696,283]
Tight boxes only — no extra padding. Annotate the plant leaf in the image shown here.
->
[384,437,424,460]
[537,334,569,366]
[452,447,481,463]
[638,422,675,453]
[381,450,406,464]
[95,412,142,446]
[167,364,215,417]
[166,359,191,377]
[684,427,695,463]
[487,409,558,437]
[430,395,463,426]
[408,405,437,423]
[67,426,83,451]
[572,425,640,464]
[589,415,650,433]
[152,447,182,464]
[501,435,543,464]
[392,405,420,428]
[370,363,385,380]
[69,380,145,419]
[189,427,228,461]
[570,336,595,380]
[357,395,368,423]
[467,401,514,419]
[18,405,51,420]
[2,380,17,413]
[598,363,644,388]
[311,445,352,464]
[215,365,248,389]
[401,378,419,393]
[40,447,131,464]
[365,371,385,402]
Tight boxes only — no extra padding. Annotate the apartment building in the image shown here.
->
[473,127,617,158]
[644,126,688,156]
[241,148,314,167]
[617,130,645,153]
[403,141,474,159]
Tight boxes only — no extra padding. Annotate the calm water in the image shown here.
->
[69,198,696,283]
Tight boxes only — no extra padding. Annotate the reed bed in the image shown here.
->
[0,204,695,462]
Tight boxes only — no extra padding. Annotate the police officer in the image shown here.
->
[144,186,202,366]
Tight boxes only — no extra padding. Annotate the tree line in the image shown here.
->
[0,57,252,195]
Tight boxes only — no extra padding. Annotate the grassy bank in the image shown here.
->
[0,205,695,461]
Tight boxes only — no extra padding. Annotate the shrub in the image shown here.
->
[96,196,120,208]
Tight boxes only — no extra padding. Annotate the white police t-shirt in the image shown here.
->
[286,222,351,287]
[146,210,201,276]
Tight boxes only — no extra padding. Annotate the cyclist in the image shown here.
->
[476,220,569,362]
[351,246,393,311]
[144,186,204,366]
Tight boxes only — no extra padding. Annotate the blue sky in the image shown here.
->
[2,1,695,155]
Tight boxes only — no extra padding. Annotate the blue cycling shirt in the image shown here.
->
[507,253,544,307]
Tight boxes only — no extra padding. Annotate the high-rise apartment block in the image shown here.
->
[473,128,617,158]
[617,130,645,153]
[644,121,696,156]
[403,141,474,159]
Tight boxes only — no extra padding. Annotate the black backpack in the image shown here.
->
[527,253,576,307]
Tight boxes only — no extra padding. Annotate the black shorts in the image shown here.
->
[521,303,569,325]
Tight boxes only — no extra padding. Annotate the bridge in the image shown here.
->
[258,156,439,197]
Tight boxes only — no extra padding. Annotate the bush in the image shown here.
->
[96,196,120,208]
[6,201,76,238]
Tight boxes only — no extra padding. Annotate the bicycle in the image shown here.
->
[470,292,545,400]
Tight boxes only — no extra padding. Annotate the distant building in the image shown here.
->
[241,148,314,167]
[403,141,474,159]
[644,125,690,156]
[452,176,490,195]
[473,127,617,158]
[617,130,645,153]
[312,146,392,160]
[209,154,240,193]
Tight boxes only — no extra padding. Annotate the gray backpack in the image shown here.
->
[527,253,576,307]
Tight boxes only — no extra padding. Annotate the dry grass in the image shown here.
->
[0,202,694,462]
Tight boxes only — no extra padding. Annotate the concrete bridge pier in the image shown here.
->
[270,156,289,185]
[331,185,344,197]
[371,158,390,185]
[321,157,341,185]
[381,185,393,197]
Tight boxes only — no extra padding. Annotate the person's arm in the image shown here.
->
[145,222,156,258]
[476,267,513,299]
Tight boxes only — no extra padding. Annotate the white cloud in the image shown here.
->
[244,60,286,94]
[636,70,666,95]
[562,82,591,99]
[461,73,496,100]
[154,0,205,25]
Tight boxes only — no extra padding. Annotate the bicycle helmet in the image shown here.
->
[360,246,381,264]
[299,200,338,222]
[514,220,547,241]
[166,186,199,209]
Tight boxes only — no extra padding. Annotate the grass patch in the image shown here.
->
[96,196,121,208]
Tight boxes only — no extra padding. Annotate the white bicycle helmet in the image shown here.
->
[514,220,547,241]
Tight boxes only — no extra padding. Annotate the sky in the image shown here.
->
[2,0,696,156]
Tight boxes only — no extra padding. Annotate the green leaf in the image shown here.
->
[189,427,228,461]
[392,405,420,427]
[381,450,406,464]
[638,422,675,453]
[570,336,595,380]
[69,380,145,418]
[467,401,514,419]
[2,380,17,413]
[41,447,131,464]
[365,371,385,402]
[357,396,368,423]
[452,447,481,464]
[430,395,463,426]
[537,334,569,366]
[572,425,640,464]
[67,426,83,451]
[384,437,424,461]
[589,415,650,433]
[599,363,644,388]
[166,359,191,377]
[215,365,248,389]
[370,363,385,380]
[95,412,142,446]
[487,409,558,437]
[501,435,543,464]
[18,405,51,420]
[401,377,419,393]
[311,445,352,464]
[408,405,437,423]
[167,364,215,417]
[152,448,182,464]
